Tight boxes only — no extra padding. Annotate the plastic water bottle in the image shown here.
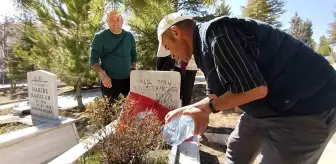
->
[161,106,196,146]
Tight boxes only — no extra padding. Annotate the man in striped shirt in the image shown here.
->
[158,13,336,163]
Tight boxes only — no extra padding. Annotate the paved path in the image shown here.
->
[0,83,26,89]
[0,90,102,110]
[0,80,65,89]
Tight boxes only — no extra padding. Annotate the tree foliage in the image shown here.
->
[289,12,314,48]
[329,9,336,44]
[317,35,332,56]
[242,0,285,27]
[13,0,108,109]
[5,15,34,87]
[126,0,215,69]
[194,1,232,22]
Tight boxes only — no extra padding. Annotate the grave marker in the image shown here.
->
[130,70,181,110]
[27,70,59,119]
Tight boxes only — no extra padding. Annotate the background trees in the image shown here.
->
[242,0,285,28]
[4,0,335,109]
[13,0,107,109]
[126,0,216,69]
[289,12,314,48]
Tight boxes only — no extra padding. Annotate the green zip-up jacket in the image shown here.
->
[90,29,136,79]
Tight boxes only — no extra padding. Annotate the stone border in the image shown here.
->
[169,136,201,164]
[0,116,78,164]
[203,133,230,146]
[49,120,118,164]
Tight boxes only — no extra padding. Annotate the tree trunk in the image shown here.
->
[10,82,16,94]
[76,78,85,111]
[173,0,178,11]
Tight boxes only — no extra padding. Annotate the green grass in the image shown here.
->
[78,149,102,164]
[0,122,30,135]
[143,150,170,164]
[0,108,11,116]
[77,149,170,164]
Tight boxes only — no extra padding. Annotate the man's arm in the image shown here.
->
[196,25,268,112]
[92,64,109,79]
[90,33,112,88]
[130,33,137,69]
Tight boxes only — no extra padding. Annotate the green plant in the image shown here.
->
[0,122,30,135]
[85,96,165,164]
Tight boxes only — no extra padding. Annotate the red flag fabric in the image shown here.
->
[126,92,170,124]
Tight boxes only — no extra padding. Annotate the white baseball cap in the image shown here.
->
[156,12,193,57]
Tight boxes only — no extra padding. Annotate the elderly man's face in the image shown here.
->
[161,26,192,62]
[107,12,123,33]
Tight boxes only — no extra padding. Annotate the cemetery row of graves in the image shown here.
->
[1,71,334,164]
[1,69,222,164]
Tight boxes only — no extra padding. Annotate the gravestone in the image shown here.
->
[27,70,59,119]
[130,70,200,163]
[1,70,79,164]
[130,70,181,110]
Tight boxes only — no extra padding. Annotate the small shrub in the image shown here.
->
[86,96,122,131]
[0,108,11,116]
[86,96,166,164]
[0,122,30,135]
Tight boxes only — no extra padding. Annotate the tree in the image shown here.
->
[214,1,232,16]
[329,9,336,44]
[194,1,232,22]
[317,35,332,56]
[289,12,314,48]
[5,47,34,94]
[0,16,23,92]
[126,0,215,69]
[311,40,317,51]
[13,0,107,110]
[242,0,285,28]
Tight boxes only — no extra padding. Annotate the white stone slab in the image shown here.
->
[0,115,20,124]
[27,70,59,119]
[178,136,200,164]
[12,105,30,116]
[130,70,181,110]
[49,120,118,164]
[0,120,79,164]
[203,133,229,146]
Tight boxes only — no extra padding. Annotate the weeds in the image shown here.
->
[85,96,167,164]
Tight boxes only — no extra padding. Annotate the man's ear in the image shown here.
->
[169,25,182,40]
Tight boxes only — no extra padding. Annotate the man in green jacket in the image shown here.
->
[90,10,136,103]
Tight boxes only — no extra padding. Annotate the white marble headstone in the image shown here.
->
[130,70,181,110]
[27,70,59,119]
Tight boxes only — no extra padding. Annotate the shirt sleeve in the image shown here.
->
[89,33,102,65]
[130,34,137,63]
[210,25,266,94]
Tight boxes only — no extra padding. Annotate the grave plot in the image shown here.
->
[51,70,202,164]
[0,70,79,164]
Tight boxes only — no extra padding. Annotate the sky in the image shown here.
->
[225,0,335,43]
[0,0,335,43]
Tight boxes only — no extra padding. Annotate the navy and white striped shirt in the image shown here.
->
[208,23,266,94]
[193,16,336,117]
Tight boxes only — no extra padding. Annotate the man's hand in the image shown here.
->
[92,63,112,88]
[131,62,136,70]
[101,75,112,88]
[183,107,210,135]
[165,107,186,123]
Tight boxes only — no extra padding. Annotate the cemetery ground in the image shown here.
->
[1,81,335,163]
[76,83,242,164]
